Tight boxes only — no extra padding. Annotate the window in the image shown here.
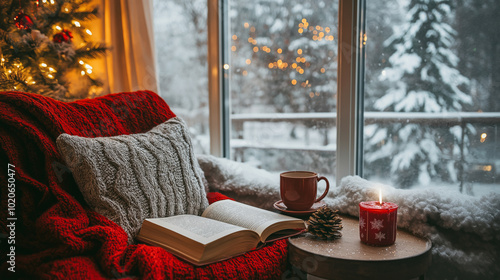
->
[153,0,210,154]
[225,0,339,182]
[363,0,500,196]
[154,0,499,195]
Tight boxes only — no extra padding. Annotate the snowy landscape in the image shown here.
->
[153,0,499,196]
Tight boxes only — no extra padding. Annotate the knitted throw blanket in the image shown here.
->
[0,91,288,279]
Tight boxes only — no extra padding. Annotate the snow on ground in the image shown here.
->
[366,176,499,198]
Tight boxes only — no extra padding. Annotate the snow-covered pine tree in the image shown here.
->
[364,0,472,187]
[0,0,106,100]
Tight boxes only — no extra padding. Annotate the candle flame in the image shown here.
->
[379,189,383,205]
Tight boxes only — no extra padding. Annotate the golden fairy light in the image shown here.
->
[223,64,229,70]
[73,21,81,27]
[480,133,487,143]
[232,35,237,40]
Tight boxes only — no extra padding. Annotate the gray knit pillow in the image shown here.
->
[56,117,209,243]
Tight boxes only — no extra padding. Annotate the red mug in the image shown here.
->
[280,171,330,211]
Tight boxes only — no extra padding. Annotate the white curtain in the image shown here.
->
[99,0,158,93]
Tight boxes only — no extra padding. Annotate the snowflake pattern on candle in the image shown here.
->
[359,201,398,246]
[375,231,386,241]
[359,217,365,229]
[370,219,384,230]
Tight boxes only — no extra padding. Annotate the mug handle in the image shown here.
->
[315,176,330,202]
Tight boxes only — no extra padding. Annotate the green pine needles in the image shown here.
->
[0,0,107,100]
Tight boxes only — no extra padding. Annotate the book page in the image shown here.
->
[147,215,250,245]
[202,200,303,237]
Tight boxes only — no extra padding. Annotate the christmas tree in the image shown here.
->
[364,0,472,187]
[0,0,106,100]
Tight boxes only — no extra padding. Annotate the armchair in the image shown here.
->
[0,90,287,279]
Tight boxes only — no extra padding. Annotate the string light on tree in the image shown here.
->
[234,17,336,98]
[0,0,107,100]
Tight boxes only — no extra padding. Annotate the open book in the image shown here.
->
[137,200,306,265]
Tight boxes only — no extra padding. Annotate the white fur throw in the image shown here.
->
[197,154,500,279]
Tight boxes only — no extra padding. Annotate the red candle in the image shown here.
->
[359,191,398,246]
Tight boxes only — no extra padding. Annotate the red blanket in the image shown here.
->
[0,91,287,279]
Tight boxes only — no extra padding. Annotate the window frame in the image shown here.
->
[207,0,366,185]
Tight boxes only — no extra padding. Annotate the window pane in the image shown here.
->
[153,0,209,154]
[363,0,500,196]
[227,0,339,182]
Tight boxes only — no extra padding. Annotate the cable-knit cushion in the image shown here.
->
[56,117,209,242]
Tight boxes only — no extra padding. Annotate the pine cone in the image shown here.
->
[307,206,343,240]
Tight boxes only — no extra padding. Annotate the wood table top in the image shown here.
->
[288,215,432,280]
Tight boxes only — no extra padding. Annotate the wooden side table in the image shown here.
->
[288,215,432,280]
